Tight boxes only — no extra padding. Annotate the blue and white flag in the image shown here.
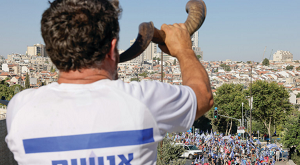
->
[260,154,264,161]
[220,133,223,137]
[267,144,278,149]
[230,150,234,159]
[256,139,261,145]
[200,133,205,139]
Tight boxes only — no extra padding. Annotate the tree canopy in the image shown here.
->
[0,83,24,105]
[286,65,294,70]
[138,72,148,77]
[220,64,231,71]
[262,58,269,66]
[173,59,177,65]
[157,136,185,165]
[130,78,139,82]
[50,66,56,73]
[245,80,292,138]
[25,73,30,89]
[282,109,300,151]
[153,57,160,61]
[211,83,249,134]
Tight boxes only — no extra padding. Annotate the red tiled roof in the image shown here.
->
[0,72,9,76]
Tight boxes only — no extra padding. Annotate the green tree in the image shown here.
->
[153,57,161,61]
[0,83,14,104]
[282,109,300,164]
[193,114,212,132]
[0,82,22,105]
[10,84,24,95]
[296,93,300,98]
[173,59,177,65]
[215,68,218,73]
[246,80,292,139]
[50,65,56,73]
[282,109,300,151]
[220,64,231,71]
[262,58,269,66]
[286,65,294,70]
[252,120,268,137]
[130,78,139,82]
[296,66,300,71]
[139,72,148,77]
[196,55,201,59]
[291,153,300,165]
[157,136,185,165]
[25,73,30,89]
[211,83,249,135]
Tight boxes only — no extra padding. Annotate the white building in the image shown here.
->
[143,42,157,61]
[191,30,204,60]
[21,66,29,73]
[2,64,9,72]
[273,50,293,62]
[289,92,296,104]
[27,44,47,57]
[191,31,199,48]
[193,47,203,60]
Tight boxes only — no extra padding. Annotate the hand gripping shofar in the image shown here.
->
[119,0,207,63]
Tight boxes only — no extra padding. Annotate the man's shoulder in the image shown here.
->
[8,84,53,107]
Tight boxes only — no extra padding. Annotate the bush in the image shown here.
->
[291,152,300,165]
[157,136,185,165]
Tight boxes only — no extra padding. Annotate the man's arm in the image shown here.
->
[159,23,213,120]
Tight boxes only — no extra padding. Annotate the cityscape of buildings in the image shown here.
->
[0,31,298,104]
[0,31,298,164]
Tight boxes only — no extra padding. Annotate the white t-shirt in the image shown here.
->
[6,79,196,165]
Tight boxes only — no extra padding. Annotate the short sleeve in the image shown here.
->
[116,80,197,136]
[6,88,36,133]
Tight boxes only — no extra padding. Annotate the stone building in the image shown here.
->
[273,50,293,62]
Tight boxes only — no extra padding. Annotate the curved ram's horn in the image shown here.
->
[152,0,206,45]
[119,0,206,62]
[119,22,154,63]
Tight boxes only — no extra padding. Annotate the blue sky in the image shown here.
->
[0,0,299,62]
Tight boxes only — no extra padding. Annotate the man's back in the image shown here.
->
[6,79,196,164]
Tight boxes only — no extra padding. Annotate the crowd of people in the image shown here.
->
[170,130,283,165]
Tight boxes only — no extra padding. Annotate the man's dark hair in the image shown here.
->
[41,0,122,71]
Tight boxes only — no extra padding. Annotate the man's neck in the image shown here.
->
[57,68,113,84]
